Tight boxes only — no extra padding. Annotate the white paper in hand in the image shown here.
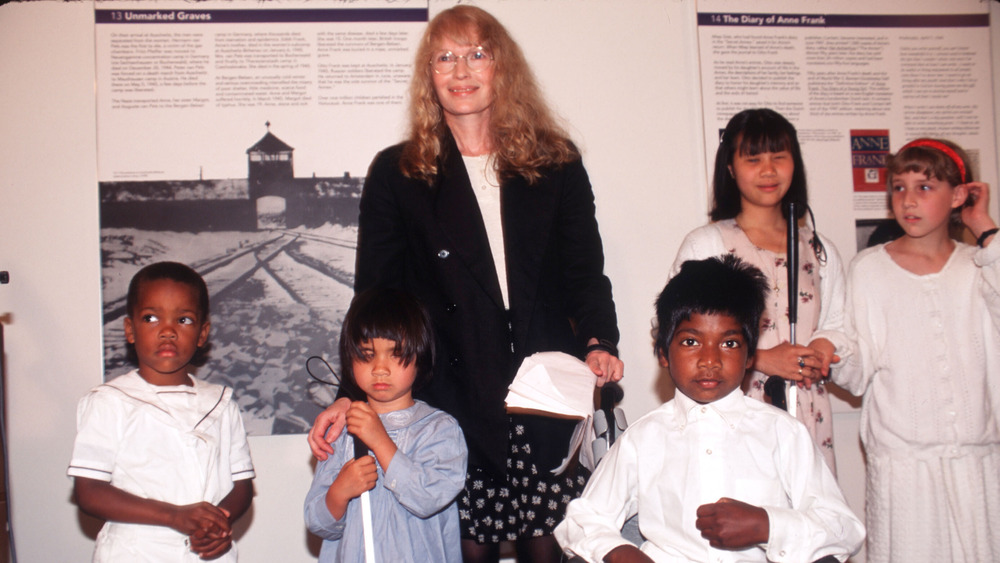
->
[505,351,596,417]
[505,351,598,473]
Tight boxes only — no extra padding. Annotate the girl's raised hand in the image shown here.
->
[960,182,997,242]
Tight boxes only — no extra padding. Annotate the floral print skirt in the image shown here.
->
[458,417,589,543]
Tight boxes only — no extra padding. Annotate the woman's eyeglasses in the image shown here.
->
[430,47,494,74]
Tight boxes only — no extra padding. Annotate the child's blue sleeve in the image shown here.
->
[303,437,350,541]
[381,412,468,518]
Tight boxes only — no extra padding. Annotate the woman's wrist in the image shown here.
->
[586,338,618,358]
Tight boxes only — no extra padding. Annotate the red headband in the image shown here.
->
[899,138,967,184]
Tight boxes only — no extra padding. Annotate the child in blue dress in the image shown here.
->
[304,288,468,562]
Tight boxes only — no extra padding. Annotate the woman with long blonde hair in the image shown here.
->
[400,5,578,183]
[309,6,622,562]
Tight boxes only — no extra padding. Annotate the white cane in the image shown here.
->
[353,435,377,563]
[786,202,799,418]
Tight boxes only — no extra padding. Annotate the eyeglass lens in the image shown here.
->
[431,48,492,73]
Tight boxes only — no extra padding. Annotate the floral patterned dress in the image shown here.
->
[671,219,845,473]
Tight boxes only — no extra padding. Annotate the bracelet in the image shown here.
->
[977,228,998,248]
[586,339,619,358]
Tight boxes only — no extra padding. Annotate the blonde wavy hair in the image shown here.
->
[400,5,578,184]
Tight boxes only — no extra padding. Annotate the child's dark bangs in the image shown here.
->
[354,321,418,365]
[663,308,694,345]
[738,128,791,157]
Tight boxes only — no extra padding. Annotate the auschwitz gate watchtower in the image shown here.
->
[248,122,306,228]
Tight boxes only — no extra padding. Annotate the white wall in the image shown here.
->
[1,1,998,561]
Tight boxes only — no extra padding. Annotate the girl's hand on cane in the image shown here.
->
[346,401,398,470]
[753,342,822,384]
[802,338,839,388]
[326,456,378,520]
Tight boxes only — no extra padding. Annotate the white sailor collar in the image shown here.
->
[98,369,232,433]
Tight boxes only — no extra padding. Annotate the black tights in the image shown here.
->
[461,535,562,563]
[461,539,498,563]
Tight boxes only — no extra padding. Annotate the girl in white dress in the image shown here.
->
[833,138,1000,562]
[671,109,848,473]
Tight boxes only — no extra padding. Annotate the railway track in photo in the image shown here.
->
[100,227,357,434]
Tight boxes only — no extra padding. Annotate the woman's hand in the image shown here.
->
[586,338,624,387]
[308,397,352,460]
[586,349,624,387]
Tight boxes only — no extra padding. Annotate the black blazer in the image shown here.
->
[355,133,619,474]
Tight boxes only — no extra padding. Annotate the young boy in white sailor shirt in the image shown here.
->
[69,262,254,561]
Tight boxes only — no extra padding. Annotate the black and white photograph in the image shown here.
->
[93,3,424,435]
[99,123,362,434]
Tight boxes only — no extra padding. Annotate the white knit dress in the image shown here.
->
[835,239,1000,562]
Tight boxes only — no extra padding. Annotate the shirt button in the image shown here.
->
[705,449,712,455]
[438,249,450,259]
[700,406,707,413]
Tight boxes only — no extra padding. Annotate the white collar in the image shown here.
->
[672,388,747,430]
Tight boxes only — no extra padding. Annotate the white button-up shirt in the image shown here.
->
[555,389,864,562]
